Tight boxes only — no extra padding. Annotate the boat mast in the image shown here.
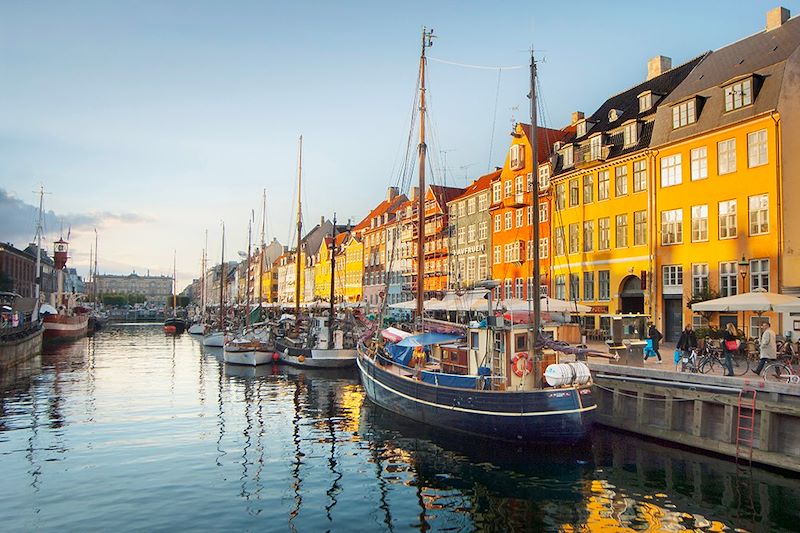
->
[172,250,177,318]
[33,186,44,320]
[220,222,226,331]
[202,229,208,316]
[415,27,434,329]
[329,213,337,346]
[295,135,303,318]
[93,228,98,305]
[259,189,266,310]
[528,52,542,389]
[245,213,252,328]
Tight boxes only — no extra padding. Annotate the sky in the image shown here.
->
[1,0,796,290]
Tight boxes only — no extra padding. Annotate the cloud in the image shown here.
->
[0,188,153,247]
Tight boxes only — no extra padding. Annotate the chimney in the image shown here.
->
[409,186,419,200]
[767,6,790,31]
[647,56,672,80]
[320,216,325,227]
[570,111,584,125]
[387,186,398,201]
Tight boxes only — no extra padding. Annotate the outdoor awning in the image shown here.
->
[691,289,800,313]
[396,332,463,347]
[381,327,412,343]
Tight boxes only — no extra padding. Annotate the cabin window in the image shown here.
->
[515,334,527,351]
[470,331,479,350]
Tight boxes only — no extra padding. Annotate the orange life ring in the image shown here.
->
[511,352,533,377]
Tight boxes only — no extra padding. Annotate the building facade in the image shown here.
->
[95,272,173,301]
[0,243,36,297]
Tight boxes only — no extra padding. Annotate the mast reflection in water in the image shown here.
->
[0,325,797,531]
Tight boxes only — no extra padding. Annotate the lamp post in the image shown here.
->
[738,256,749,293]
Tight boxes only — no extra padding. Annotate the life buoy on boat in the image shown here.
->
[511,352,533,377]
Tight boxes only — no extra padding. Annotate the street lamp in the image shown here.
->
[738,255,749,293]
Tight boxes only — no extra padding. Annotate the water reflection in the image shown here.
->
[0,325,798,532]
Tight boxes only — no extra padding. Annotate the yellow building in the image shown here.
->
[342,233,363,303]
[549,55,703,335]
[649,8,800,340]
[314,234,333,301]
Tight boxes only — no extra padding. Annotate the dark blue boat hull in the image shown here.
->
[357,352,595,443]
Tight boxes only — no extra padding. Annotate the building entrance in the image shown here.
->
[619,276,644,314]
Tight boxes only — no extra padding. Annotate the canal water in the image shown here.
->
[1,325,799,532]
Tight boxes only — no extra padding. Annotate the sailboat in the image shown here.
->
[203,223,231,347]
[188,232,208,335]
[272,137,365,368]
[356,30,596,443]
[164,250,187,333]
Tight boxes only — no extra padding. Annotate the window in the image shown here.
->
[526,172,533,192]
[492,182,502,203]
[615,166,628,196]
[598,171,609,200]
[569,274,580,301]
[569,223,579,254]
[584,272,595,301]
[514,176,523,195]
[555,183,566,210]
[494,214,501,232]
[692,314,710,329]
[467,224,475,242]
[563,146,574,167]
[493,245,501,264]
[720,261,738,297]
[724,78,752,112]
[478,221,488,240]
[458,202,466,218]
[569,179,580,207]
[555,275,566,300]
[750,316,770,340]
[576,121,586,137]
[539,237,549,259]
[504,242,521,263]
[583,221,594,252]
[583,175,593,204]
[458,227,465,244]
[510,144,525,170]
[504,211,513,230]
[539,166,550,189]
[515,209,523,228]
[691,147,708,180]
[504,180,512,198]
[672,99,696,129]
[598,271,610,301]
[615,214,628,248]
[623,122,637,146]
[691,205,708,242]
[478,194,488,212]
[717,139,736,175]
[660,154,682,187]
[633,160,647,192]
[467,198,476,214]
[527,278,535,300]
[555,227,565,255]
[634,211,647,246]
[478,255,487,280]
[590,135,602,160]
[598,217,610,250]
[748,129,768,167]
[512,277,522,299]
[692,264,709,296]
[719,200,737,239]
[750,259,770,292]
[638,92,652,112]
[662,265,683,288]
[661,209,683,245]
[504,279,513,299]
[539,202,549,222]
[749,194,769,235]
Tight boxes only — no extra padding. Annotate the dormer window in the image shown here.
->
[724,77,753,112]
[608,109,622,122]
[623,121,638,147]
[638,91,653,113]
[562,145,574,167]
[576,120,587,137]
[672,98,697,129]
[590,134,603,160]
[553,141,563,152]
[510,144,525,170]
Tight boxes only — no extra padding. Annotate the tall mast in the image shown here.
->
[93,228,98,305]
[295,135,303,318]
[415,27,434,328]
[33,186,44,320]
[202,229,208,314]
[88,243,93,303]
[219,222,225,331]
[259,189,266,308]
[245,213,252,328]
[172,250,177,317]
[528,52,542,389]
[329,213,337,346]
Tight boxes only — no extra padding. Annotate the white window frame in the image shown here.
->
[555,227,565,256]
[691,204,708,242]
[633,160,646,192]
[623,122,637,147]
[747,129,768,168]
[724,78,752,112]
[598,217,610,250]
[478,193,488,212]
[672,99,696,129]
[493,245,501,265]
[504,180,512,198]
[569,223,579,254]
[539,237,549,259]
[660,154,682,187]
[539,202,549,223]
[563,146,574,167]
[478,221,488,240]
[598,171,610,201]
[504,211,513,230]
[719,261,738,297]
[615,214,628,248]
[538,166,550,189]
[555,275,566,300]
[494,214,501,232]
[750,259,770,292]
[661,209,683,245]
[718,199,737,239]
[690,146,708,180]
[515,175,524,194]
[569,179,580,207]
[555,183,566,210]
[662,265,684,295]
[590,135,602,160]
[748,194,769,235]
[510,144,525,170]
[634,210,647,246]
[583,221,594,252]
[516,208,523,228]
[615,165,628,196]
[583,174,594,204]
[492,183,502,203]
[717,139,736,175]
[691,263,709,296]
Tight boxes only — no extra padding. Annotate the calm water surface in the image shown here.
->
[1,325,798,532]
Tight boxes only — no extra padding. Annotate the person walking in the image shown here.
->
[646,321,663,363]
[753,321,777,375]
[676,324,698,370]
[721,323,739,376]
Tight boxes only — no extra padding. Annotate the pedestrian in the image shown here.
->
[753,320,777,375]
[721,323,739,376]
[676,324,698,370]
[646,321,663,363]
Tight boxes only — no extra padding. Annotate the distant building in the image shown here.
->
[64,268,85,294]
[95,272,173,301]
[0,243,36,297]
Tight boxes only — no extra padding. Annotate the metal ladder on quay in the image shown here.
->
[735,385,757,464]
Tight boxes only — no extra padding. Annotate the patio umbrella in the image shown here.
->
[691,288,800,313]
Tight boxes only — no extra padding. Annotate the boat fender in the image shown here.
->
[544,362,591,387]
[511,352,533,377]
[298,355,305,363]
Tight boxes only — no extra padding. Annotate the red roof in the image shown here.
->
[519,123,571,163]
[428,185,464,210]
[352,193,408,233]
[449,170,500,203]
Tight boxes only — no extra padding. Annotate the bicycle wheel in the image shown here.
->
[762,362,792,383]
[731,352,750,376]
[698,357,715,374]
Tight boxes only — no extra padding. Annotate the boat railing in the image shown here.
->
[0,321,42,341]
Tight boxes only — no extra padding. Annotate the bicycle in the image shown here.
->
[761,353,800,384]
[698,345,750,376]
[679,347,701,373]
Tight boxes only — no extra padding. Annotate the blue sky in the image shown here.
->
[1,0,796,288]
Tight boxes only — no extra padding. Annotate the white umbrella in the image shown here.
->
[691,289,800,313]
[540,296,591,314]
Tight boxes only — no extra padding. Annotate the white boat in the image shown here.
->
[202,331,229,347]
[188,323,205,335]
[223,339,273,366]
[275,316,358,368]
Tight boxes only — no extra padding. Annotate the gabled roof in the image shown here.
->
[519,124,572,162]
[428,185,464,212]
[353,193,408,233]
[449,170,500,203]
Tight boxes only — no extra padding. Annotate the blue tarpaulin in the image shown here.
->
[386,343,414,366]
[420,371,477,389]
[396,332,463,347]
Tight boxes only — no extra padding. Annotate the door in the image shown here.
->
[663,297,683,342]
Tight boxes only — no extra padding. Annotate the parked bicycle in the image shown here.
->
[761,352,800,384]
[697,343,750,376]
[679,347,701,373]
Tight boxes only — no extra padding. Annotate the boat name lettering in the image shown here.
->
[547,391,570,399]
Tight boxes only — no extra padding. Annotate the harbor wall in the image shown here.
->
[589,363,800,473]
[0,327,44,371]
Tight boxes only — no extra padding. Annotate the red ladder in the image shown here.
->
[735,386,757,464]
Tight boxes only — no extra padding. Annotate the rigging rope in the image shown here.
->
[428,57,525,70]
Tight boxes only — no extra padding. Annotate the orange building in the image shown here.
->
[413,185,463,298]
[490,123,570,300]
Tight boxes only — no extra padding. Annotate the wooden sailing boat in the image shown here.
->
[202,223,230,347]
[164,250,187,333]
[188,231,208,335]
[356,30,596,442]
